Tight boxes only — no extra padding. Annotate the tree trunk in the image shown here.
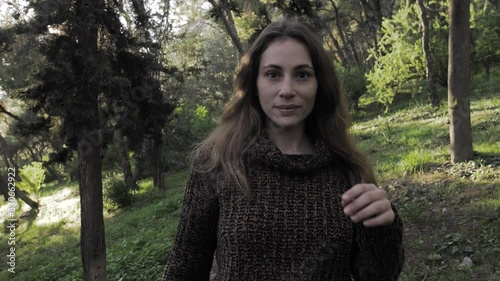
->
[133,139,146,181]
[151,136,166,189]
[207,0,244,57]
[417,0,440,107]
[0,176,8,201]
[75,0,106,280]
[329,1,350,65]
[0,134,39,207]
[0,176,38,208]
[78,132,106,281]
[448,0,473,163]
[14,186,39,209]
[114,129,138,191]
[44,164,65,184]
[0,133,19,172]
[359,0,384,49]
[484,62,490,80]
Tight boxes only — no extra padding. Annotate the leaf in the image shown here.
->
[464,246,474,253]
[452,233,463,242]
[437,244,448,251]
[427,253,442,261]
[451,246,459,254]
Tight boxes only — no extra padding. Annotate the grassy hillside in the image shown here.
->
[353,74,500,280]
[1,72,499,280]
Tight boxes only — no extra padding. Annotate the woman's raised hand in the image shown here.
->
[341,183,395,227]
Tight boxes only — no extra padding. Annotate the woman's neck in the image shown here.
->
[265,125,314,155]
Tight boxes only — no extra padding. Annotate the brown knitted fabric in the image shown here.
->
[163,135,404,281]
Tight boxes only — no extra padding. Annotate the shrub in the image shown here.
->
[337,64,367,111]
[18,161,46,197]
[366,3,424,109]
[103,172,133,208]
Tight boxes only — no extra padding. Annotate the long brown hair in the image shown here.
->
[194,18,376,193]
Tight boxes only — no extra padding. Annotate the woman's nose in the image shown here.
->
[279,77,295,98]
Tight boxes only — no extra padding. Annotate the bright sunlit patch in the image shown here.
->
[0,187,82,229]
[34,187,81,228]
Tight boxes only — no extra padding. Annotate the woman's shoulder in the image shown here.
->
[191,141,215,165]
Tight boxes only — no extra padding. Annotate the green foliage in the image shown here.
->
[336,64,367,110]
[104,171,187,280]
[191,105,215,136]
[173,99,216,139]
[18,162,46,197]
[103,172,133,208]
[471,0,500,72]
[366,0,498,108]
[427,0,450,86]
[166,98,218,170]
[379,119,394,144]
[366,4,424,109]
[162,13,236,171]
[234,11,267,42]
[101,145,120,172]
[398,149,433,175]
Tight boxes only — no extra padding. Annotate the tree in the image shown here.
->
[366,4,424,108]
[0,133,39,209]
[207,0,245,56]
[336,64,367,111]
[448,0,474,163]
[1,0,175,278]
[113,129,137,192]
[73,0,107,278]
[470,0,500,78]
[417,0,440,107]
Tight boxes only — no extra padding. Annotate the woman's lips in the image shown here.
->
[275,105,300,109]
[275,105,300,114]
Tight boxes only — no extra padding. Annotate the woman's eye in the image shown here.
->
[266,72,279,79]
[296,72,310,79]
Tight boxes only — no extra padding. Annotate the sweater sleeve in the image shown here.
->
[162,168,219,281]
[350,204,405,281]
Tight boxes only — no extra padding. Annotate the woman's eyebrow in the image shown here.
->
[261,64,314,70]
[295,64,314,70]
[261,64,282,70]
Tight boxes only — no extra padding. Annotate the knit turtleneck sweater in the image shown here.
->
[162,135,404,281]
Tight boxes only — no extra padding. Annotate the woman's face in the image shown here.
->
[256,38,317,132]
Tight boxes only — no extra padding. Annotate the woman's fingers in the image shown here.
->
[342,185,386,215]
[349,199,391,223]
[341,183,373,207]
[361,209,395,227]
[342,183,395,227]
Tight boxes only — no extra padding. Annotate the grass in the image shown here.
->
[353,69,500,280]
[0,70,499,280]
[0,171,188,281]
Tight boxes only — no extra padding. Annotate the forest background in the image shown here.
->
[0,0,498,280]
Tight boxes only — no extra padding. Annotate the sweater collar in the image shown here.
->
[245,133,334,173]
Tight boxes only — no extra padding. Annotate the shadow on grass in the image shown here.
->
[474,151,500,166]
[19,207,40,230]
[391,177,500,281]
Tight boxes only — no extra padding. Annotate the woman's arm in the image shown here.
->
[349,205,405,281]
[162,168,219,281]
[342,184,404,280]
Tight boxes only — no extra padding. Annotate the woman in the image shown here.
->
[163,18,404,281]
